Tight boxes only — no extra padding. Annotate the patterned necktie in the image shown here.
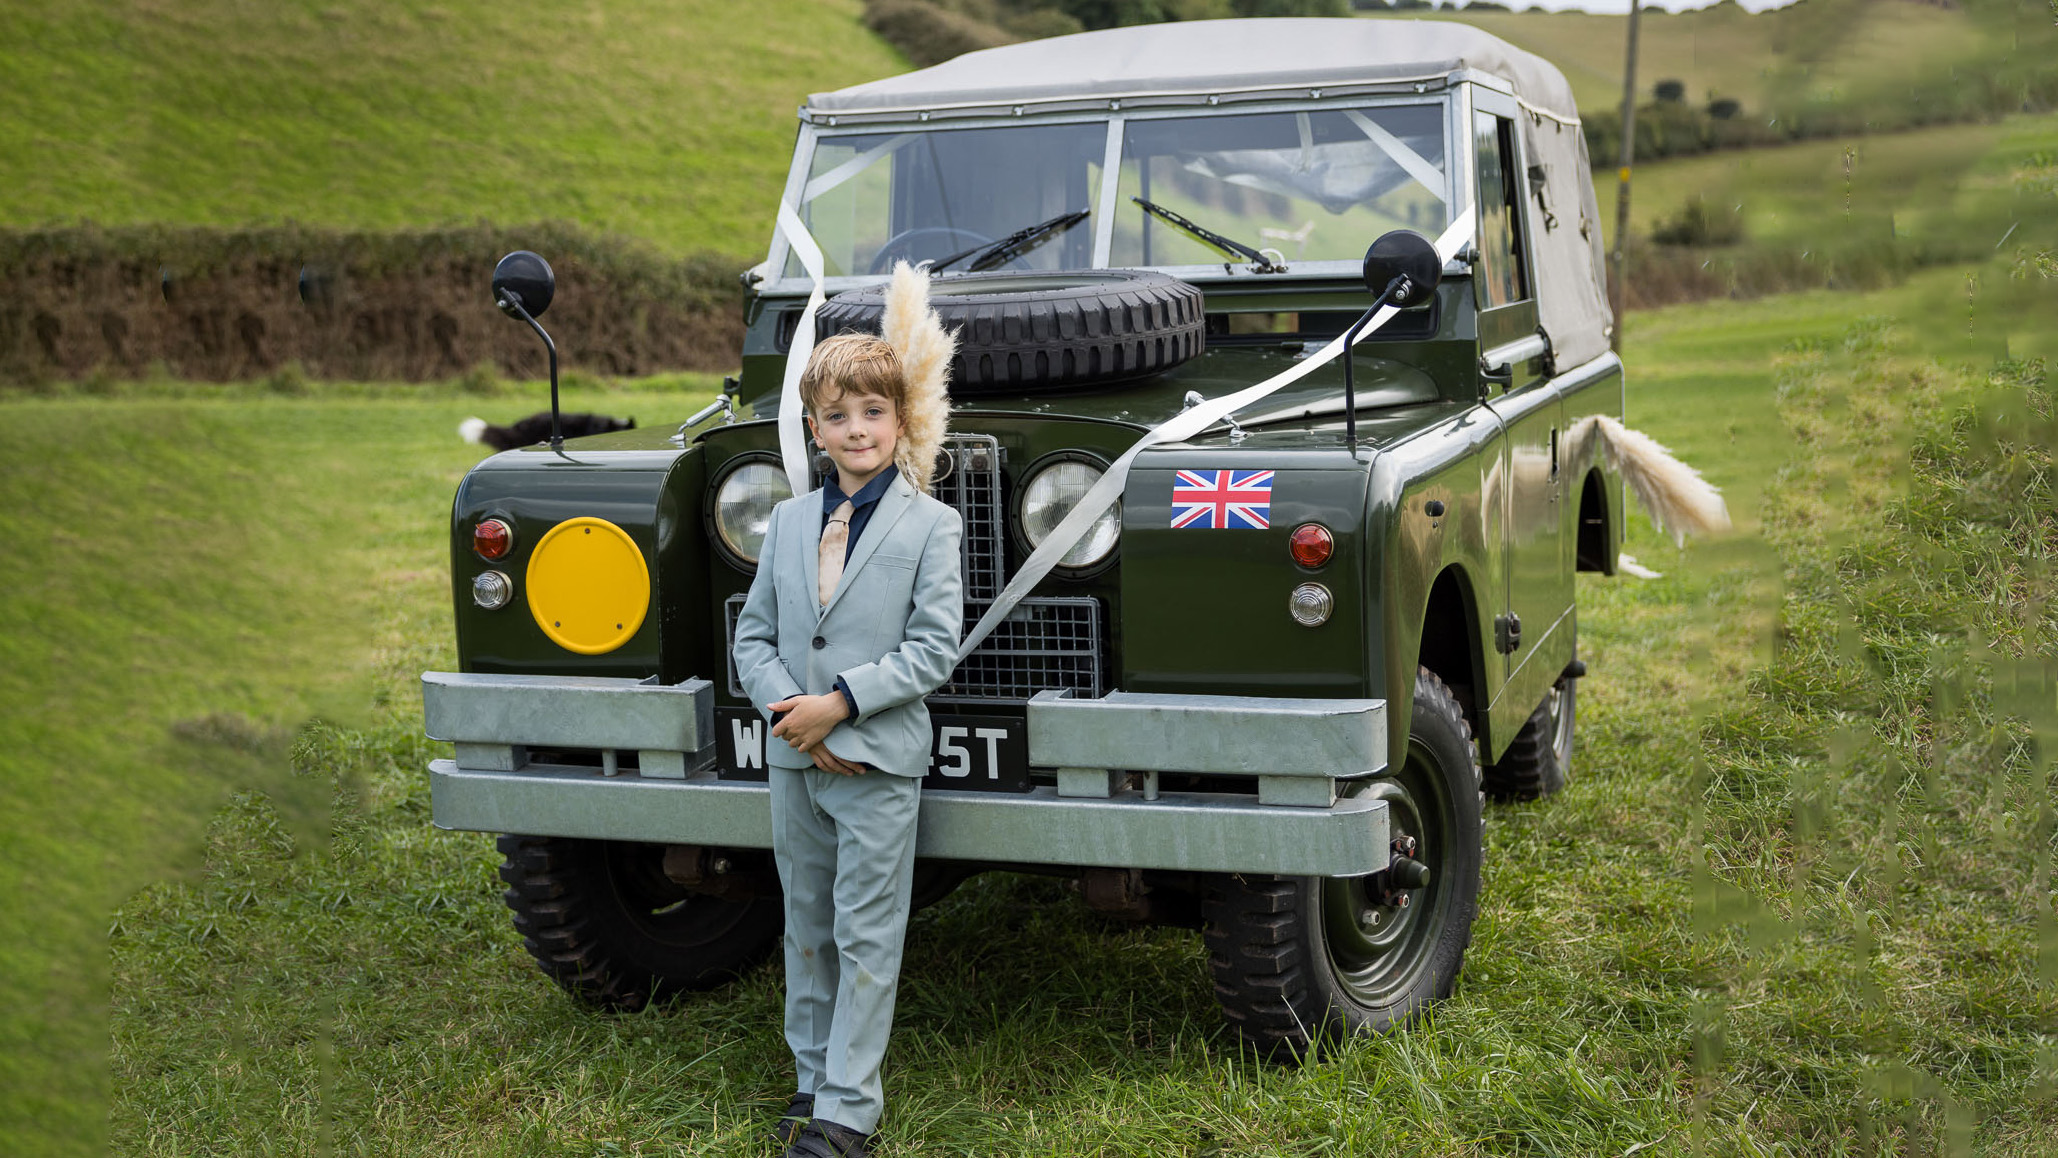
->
[818,499,854,605]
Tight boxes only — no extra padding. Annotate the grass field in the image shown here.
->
[1613,109,2058,247]
[0,374,720,1155]
[7,4,2058,1150]
[0,1,904,256]
[1596,107,2058,308]
[1370,0,2015,117]
[0,253,2019,1153]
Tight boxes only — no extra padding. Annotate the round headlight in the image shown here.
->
[1021,459,1119,569]
[714,460,793,566]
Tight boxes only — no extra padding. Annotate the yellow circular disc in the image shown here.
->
[525,517,651,655]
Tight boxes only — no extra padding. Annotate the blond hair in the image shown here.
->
[796,265,957,493]
[799,332,907,419]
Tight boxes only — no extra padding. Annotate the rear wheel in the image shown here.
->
[1202,667,1484,1057]
[496,835,782,1010]
[1482,670,1576,801]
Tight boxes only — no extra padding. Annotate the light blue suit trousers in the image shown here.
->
[768,766,920,1133]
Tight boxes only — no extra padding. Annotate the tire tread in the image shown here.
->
[1200,667,1482,1058]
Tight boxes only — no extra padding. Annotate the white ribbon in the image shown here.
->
[774,200,830,496]
[768,201,1476,663]
[955,208,1476,658]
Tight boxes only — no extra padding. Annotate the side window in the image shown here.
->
[1472,111,1529,310]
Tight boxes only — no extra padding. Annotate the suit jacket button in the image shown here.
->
[812,635,826,649]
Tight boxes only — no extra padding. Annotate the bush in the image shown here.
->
[262,360,311,396]
[1653,79,1686,103]
[864,0,1018,66]
[456,362,505,396]
[1650,196,1745,247]
[0,223,747,385]
[1707,98,1741,121]
[999,6,1086,36]
[1229,0,1348,14]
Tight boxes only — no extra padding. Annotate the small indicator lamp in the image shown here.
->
[474,518,513,560]
[1289,523,1333,568]
[472,571,513,610]
[1289,583,1333,627]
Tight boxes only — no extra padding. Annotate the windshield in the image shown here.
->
[1112,106,1449,268]
[784,122,1108,278]
[779,102,1450,279]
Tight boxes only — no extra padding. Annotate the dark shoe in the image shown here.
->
[768,1092,813,1150]
[783,1116,873,1158]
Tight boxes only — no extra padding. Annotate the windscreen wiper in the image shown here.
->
[930,208,1091,274]
[1131,196,1286,274]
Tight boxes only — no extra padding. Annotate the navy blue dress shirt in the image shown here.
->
[820,463,899,560]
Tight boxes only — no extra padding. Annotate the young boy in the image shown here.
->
[731,333,963,1158]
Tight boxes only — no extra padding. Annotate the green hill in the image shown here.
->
[0,1,909,257]
[1368,0,2024,118]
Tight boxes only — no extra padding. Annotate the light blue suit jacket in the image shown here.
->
[732,471,964,776]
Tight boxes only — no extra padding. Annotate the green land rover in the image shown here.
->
[423,18,1629,1056]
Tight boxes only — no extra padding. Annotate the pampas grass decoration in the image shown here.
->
[880,261,956,493]
[1571,415,1731,547]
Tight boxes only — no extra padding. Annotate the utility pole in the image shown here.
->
[1610,0,1643,353]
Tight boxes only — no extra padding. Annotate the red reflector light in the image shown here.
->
[474,518,513,560]
[1289,523,1333,568]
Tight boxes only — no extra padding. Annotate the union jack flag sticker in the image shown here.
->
[1171,469,1274,529]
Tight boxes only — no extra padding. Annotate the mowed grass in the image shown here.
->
[1370,0,2002,116]
[0,1,904,254]
[1605,111,2058,254]
[0,375,720,1156]
[68,254,2057,1153]
[1592,107,2058,310]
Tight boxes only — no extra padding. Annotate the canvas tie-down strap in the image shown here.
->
[772,205,1477,660]
[775,201,831,497]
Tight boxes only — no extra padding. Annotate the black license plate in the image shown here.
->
[715,707,1031,793]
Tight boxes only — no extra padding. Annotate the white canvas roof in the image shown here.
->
[809,18,1612,369]
[807,18,1580,122]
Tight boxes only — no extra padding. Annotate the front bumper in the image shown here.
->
[423,671,1390,877]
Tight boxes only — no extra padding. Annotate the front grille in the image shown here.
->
[930,434,1006,602]
[736,434,1105,705]
[936,596,1102,703]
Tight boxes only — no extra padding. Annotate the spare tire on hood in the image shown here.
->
[815,269,1204,394]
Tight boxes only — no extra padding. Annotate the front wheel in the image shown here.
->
[496,835,783,1010]
[1202,668,1484,1057]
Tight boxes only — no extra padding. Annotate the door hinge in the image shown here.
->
[1494,612,1523,655]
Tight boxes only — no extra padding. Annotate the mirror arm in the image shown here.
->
[1338,275,1408,452]
[496,288,563,450]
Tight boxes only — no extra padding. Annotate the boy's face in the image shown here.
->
[807,388,903,493]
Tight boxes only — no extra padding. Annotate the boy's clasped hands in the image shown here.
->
[767,692,867,775]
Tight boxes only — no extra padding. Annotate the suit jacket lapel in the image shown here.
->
[800,495,824,619]
[820,473,914,621]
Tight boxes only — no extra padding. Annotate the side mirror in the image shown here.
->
[1361,230,1441,308]
[1338,230,1443,454]
[490,250,565,449]
[493,250,555,318]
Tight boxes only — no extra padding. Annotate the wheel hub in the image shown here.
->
[1321,764,1451,1007]
[1376,835,1431,896]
